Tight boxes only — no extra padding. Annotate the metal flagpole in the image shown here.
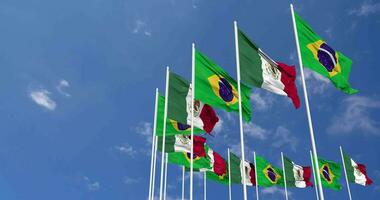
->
[281,152,289,200]
[233,20,248,200]
[151,136,158,200]
[228,148,232,200]
[159,67,170,200]
[182,166,185,200]
[340,146,353,200]
[190,43,195,200]
[204,172,207,200]
[164,153,168,200]
[253,152,259,200]
[290,4,325,200]
[310,150,320,200]
[148,89,159,200]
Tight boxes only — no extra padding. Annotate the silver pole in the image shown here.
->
[190,43,195,200]
[148,89,159,200]
[310,150,320,200]
[228,148,232,200]
[204,172,207,200]
[290,4,324,200]
[281,152,289,200]
[151,136,158,200]
[254,152,259,200]
[159,67,170,200]
[163,153,168,200]
[233,20,248,200]
[340,146,353,200]
[182,166,185,200]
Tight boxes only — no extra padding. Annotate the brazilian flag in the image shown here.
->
[168,146,212,171]
[295,12,358,94]
[317,158,342,190]
[255,155,284,187]
[155,94,203,136]
[195,50,252,122]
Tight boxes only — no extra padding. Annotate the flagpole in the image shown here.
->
[151,135,158,200]
[204,172,207,200]
[148,89,159,200]
[190,43,195,200]
[340,146,353,200]
[253,151,259,200]
[182,166,185,200]
[310,150,320,200]
[233,20,248,200]
[228,148,232,200]
[159,67,170,200]
[281,152,289,200]
[164,153,168,200]
[290,4,325,200]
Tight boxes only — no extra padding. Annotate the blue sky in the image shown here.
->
[0,0,380,199]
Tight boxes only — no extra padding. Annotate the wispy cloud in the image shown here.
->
[123,176,141,184]
[132,20,151,36]
[349,1,380,16]
[271,126,298,152]
[303,69,330,94]
[328,96,380,135]
[114,143,137,157]
[250,92,275,111]
[261,187,291,197]
[29,89,57,111]
[83,176,100,191]
[244,122,269,140]
[136,122,153,143]
[324,27,333,39]
[56,79,71,97]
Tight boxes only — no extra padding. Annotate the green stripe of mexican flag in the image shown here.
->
[343,152,373,186]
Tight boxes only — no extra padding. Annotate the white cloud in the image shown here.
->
[114,143,137,157]
[328,96,380,135]
[303,69,330,94]
[29,89,57,111]
[289,51,296,61]
[261,187,291,197]
[83,176,100,191]
[136,122,153,143]
[271,126,298,152]
[250,92,274,111]
[349,1,380,16]
[324,27,333,39]
[244,122,269,140]
[132,20,151,36]
[56,79,71,97]
[124,176,140,184]
[212,117,224,135]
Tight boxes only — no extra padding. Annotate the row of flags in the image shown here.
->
[148,4,367,200]
[158,135,373,190]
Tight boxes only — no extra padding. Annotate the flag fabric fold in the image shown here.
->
[294,12,358,94]
[317,157,342,190]
[256,155,284,187]
[229,152,256,186]
[237,29,300,108]
[157,134,206,157]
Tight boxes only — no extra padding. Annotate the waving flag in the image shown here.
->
[166,72,219,133]
[294,12,357,94]
[318,157,342,190]
[195,50,252,122]
[256,155,284,187]
[229,152,256,186]
[343,152,373,186]
[157,135,206,157]
[237,29,300,108]
[283,155,312,188]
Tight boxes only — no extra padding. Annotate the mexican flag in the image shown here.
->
[237,29,300,109]
[343,152,373,186]
[167,72,219,133]
[207,148,227,177]
[156,94,203,136]
[194,50,252,122]
[283,155,312,188]
[256,155,284,187]
[229,152,256,186]
[294,12,358,94]
[157,134,206,157]
[317,157,342,190]
[168,146,212,171]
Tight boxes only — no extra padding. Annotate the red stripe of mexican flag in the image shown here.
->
[343,152,373,186]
